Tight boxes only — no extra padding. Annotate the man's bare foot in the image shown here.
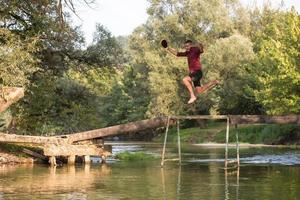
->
[187,96,197,104]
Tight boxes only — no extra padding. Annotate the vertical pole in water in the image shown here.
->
[235,124,240,167]
[49,156,57,166]
[177,119,181,164]
[161,116,170,167]
[225,117,230,169]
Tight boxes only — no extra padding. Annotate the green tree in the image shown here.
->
[0,29,39,86]
[0,0,85,74]
[83,24,128,67]
[127,0,252,118]
[203,34,263,114]
[253,9,300,114]
[100,65,150,125]
[15,70,107,135]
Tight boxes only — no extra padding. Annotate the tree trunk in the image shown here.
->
[66,117,169,143]
[229,115,300,125]
[0,132,66,144]
[0,87,24,113]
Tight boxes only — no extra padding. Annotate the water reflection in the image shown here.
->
[0,163,111,196]
[161,165,182,200]
[224,167,240,200]
[0,144,300,200]
[160,164,242,200]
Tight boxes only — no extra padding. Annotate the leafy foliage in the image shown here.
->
[253,10,300,114]
[1,0,299,142]
[83,24,128,67]
[0,29,39,86]
[203,34,263,114]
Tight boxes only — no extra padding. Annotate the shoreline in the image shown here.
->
[105,141,300,148]
[0,152,34,165]
[192,142,300,148]
[1,142,299,165]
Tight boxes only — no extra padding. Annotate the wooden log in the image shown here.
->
[43,144,111,157]
[22,148,48,161]
[1,115,300,146]
[229,115,300,125]
[67,117,169,143]
[0,87,24,113]
[0,132,67,144]
[170,115,228,120]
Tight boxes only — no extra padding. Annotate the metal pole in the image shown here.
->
[177,119,181,164]
[225,117,230,169]
[161,116,170,167]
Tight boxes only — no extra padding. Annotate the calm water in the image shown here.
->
[1,143,300,200]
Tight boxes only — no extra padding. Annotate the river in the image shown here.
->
[0,142,300,200]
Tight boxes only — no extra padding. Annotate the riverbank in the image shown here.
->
[0,143,39,165]
[153,122,300,145]
[0,152,33,164]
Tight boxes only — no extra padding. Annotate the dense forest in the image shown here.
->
[0,0,299,136]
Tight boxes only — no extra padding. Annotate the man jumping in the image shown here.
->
[165,40,219,104]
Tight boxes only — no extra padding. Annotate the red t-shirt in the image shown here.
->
[177,47,201,73]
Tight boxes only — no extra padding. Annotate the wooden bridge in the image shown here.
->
[1,87,300,166]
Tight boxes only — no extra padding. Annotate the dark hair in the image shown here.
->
[185,40,193,44]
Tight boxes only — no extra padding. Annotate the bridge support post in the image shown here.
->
[101,155,107,164]
[68,155,76,165]
[49,156,57,166]
[84,155,91,164]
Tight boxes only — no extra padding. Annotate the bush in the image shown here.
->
[215,124,300,145]
[115,151,157,161]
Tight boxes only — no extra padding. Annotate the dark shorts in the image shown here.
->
[189,70,203,87]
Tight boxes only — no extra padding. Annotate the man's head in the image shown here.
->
[184,40,193,51]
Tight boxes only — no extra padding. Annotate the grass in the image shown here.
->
[215,124,300,145]
[115,151,157,161]
[154,121,226,143]
[153,122,300,145]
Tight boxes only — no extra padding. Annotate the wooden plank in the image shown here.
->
[0,87,24,113]
[229,115,300,125]
[67,117,169,143]
[43,144,111,157]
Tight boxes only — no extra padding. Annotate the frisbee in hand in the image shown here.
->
[161,39,168,48]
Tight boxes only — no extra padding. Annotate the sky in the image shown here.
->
[70,0,300,46]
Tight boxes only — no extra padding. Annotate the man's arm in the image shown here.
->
[165,47,178,56]
[193,43,204,53]
[165,47,187,57]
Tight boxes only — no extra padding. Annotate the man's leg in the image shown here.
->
[183,76,197,104]
[195,80,220,94]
